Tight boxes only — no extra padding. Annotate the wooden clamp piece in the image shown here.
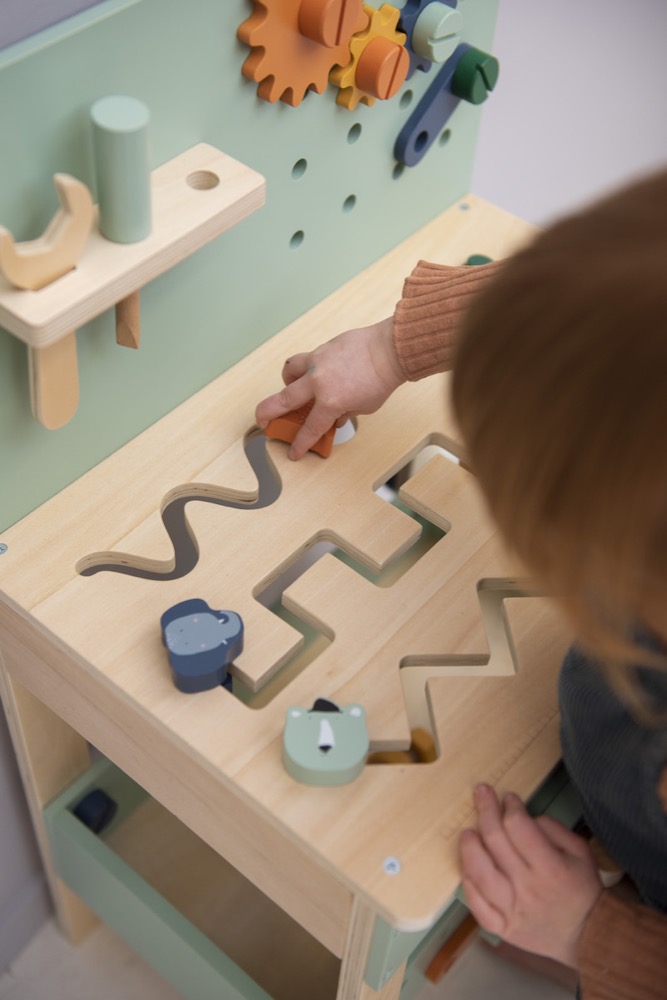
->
[0,174,94,429]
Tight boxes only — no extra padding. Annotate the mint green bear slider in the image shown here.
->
[283,698,369,786]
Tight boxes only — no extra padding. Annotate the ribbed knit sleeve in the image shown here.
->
[391,258,504,381]
[579,892,667,999]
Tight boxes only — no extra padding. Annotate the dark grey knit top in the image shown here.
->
[559,633,667,912]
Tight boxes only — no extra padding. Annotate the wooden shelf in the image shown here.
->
[0,144,265,348]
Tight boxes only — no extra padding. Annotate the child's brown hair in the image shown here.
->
[452,168,667,717]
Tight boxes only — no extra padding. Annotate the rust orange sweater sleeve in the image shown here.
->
[391,258,505,381]
[578,892,667,999]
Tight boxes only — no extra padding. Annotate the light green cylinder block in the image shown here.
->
[90,94,152,243]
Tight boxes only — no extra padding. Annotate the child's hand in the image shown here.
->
[459,784,603,968]
[255,317,405,459]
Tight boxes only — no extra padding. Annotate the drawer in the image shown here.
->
[44,757,340,1000]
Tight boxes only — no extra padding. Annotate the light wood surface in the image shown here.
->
[0,194,573,996]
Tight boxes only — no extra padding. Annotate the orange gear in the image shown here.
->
[330,3,409,110]
[237,0,369,108]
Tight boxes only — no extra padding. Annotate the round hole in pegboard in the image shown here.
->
[290,229,305,249]
[342,194,357,213]
[292,158,308,179]
[439,128,452,147]
[399,89,413,109]
[392,162,405,180]
[347,123,362,144]
[186,170,220,191]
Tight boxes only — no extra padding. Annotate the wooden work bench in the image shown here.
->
[0,196,575,999]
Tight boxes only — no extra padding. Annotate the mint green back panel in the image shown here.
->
[0,0,498,531]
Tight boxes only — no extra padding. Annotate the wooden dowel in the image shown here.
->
[115,290,141,348]
[28,332,80,429]
[425,913,478,983]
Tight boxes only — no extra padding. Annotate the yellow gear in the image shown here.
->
[330,3,408,110]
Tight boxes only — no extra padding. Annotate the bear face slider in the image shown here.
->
[160,598,244,693]
[283,697,369,786]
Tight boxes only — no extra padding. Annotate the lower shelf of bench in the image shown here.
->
[43,757,581,1000]
[44,758,340,1000]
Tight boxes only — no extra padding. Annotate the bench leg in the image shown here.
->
[337,898,406,1000]
[0,663,98,942]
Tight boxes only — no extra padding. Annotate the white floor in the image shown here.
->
[0,917,575,1000]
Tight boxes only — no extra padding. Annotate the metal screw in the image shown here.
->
[0,543,7,555]
[383,856,401,876]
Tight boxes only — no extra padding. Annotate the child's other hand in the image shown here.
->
[459,784,603,969]
[255,317,405,460]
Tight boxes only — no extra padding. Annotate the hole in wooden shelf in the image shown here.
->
[186,170,220,191]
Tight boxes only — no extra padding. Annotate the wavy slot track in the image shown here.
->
[77,433,280,581]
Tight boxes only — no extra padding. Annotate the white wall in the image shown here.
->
[473,0,667,224]
[0,0,105,50]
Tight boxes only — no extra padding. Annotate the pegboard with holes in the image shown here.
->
[0,0,498,532]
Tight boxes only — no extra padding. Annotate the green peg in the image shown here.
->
[451,47,499,105]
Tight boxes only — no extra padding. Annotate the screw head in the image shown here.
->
[0,543,7,555]
[383,856,402,875]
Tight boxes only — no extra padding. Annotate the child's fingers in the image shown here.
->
[459,828,514,917]
[534,814,597,860]
[289,404,339,459]
[461,876,506,936]
[474,784,527,879]
[501,794,568,870]
[255,377,313,429]
[281,352,312,385]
